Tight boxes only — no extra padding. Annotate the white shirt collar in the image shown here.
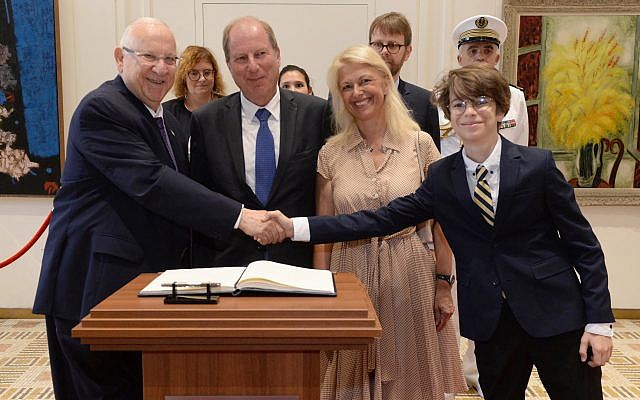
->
[461,136,502,174]
[145,104,164,118]
[240,88,281,121]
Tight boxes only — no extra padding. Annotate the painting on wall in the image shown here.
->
[0,0,62,196]
[502,0,640,204]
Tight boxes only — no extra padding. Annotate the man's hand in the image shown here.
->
[579,331,613,367]
[238,208,285,244]
[434,281,455,332]
[259,210,294,244]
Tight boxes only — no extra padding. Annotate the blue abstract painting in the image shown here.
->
[0,0,61,195]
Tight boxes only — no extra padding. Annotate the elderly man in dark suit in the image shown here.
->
[265,64,614,400]
[189,16,332,268]
[368,12,440,150]
[32,17,280,400]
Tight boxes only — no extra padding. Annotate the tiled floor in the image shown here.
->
[1,319,639,399]
[0,320,54,399]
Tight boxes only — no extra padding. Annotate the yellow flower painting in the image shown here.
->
[543,29,633,149]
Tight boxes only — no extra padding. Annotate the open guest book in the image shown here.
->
[138,260,336,297]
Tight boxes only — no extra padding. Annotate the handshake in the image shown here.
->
[238,209,295,245]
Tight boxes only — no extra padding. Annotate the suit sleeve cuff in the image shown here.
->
[292,217,310,241]
[585,323,614,337]
[233,205,244,229]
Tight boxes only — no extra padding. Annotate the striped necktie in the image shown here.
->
[473,165,495,226]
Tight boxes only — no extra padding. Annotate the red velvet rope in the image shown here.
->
[0,210,53,269]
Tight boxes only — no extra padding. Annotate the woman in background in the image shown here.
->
[163,45,226,135]
[315,45,466,399]
[279,64,314,95]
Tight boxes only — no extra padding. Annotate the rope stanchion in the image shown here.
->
[0,210,53,269]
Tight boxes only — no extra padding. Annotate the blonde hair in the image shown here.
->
[326,45,419,146]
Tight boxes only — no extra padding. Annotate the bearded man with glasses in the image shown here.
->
[368,12,441,150]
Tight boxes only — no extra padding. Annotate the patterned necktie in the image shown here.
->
[154,117,177,170]
[473,165,495,226]
[254,108,276,205]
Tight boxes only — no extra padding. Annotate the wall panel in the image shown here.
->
[196,1,374,99]
[1,0,638,312]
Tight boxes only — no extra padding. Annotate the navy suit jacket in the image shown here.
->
[398,78,440,151]
[190,89,332,267]
[33,76,242,321]
[308,137,614,341]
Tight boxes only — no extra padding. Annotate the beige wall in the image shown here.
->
[1,0,639,309]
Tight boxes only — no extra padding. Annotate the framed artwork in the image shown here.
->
[0,0,62,196]
[502,0,640,205]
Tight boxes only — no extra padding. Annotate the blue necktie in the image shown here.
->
[154,117,177,169]
[254,108,276,205]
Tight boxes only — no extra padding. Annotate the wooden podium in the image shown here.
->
[72,272,381,400]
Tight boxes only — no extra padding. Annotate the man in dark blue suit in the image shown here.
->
[32,17,282,400]
[368,12,440,150]
[265,64,614,400]
[189,17,332,268]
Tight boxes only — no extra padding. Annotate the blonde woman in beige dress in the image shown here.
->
[315,45,466,400]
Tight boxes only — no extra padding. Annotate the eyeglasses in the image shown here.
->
[369,42,406,54]
[448,96,493,114]
[122,46,180,66]
[187,69,214,81]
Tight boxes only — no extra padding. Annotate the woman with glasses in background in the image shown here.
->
[164,45,226,136]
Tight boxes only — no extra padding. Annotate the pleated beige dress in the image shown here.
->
[318,130,467,400]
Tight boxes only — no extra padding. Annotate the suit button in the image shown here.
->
[491,281,498,286]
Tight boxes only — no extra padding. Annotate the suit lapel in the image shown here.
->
[113,77,181,171]
[398,78,409,97]
[268,91,297,203]
[224,95,250,188]
[494,137,521,231]
[163,116,188,174]
[146,115,176,169]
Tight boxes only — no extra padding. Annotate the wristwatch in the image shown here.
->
[435,273,455,286]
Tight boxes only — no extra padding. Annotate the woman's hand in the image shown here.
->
[434,281,455,332]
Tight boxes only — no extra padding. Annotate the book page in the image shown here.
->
[138,267,246,296]
[237,260,335,295]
